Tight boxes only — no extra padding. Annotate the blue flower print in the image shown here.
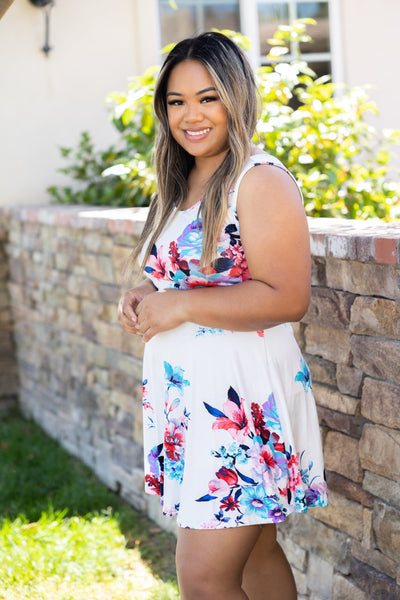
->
[176,220,203,258]
[240,485,271,517]
[164,361,190,392]
[165,455,185,483]
[295,357,312,391]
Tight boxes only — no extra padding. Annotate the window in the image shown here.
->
[158,0,240,47]
[257,0,331,79]
[157,0,341,81]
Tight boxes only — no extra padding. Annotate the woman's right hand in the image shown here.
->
[117,279,157,335]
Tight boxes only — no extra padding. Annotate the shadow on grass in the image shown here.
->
[0,407,177,584]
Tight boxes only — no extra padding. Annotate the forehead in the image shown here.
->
[166,60,215,91]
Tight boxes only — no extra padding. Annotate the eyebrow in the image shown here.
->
[166,86,217,97]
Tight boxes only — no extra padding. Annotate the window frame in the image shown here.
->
[156,0,343,83]
[239,0,343,83]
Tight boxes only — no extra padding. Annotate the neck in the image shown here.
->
[192,151,228,181]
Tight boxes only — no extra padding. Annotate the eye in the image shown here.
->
[201,96,218,103]
[167,99,183,106]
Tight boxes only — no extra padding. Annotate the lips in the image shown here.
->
[184,127,211,138]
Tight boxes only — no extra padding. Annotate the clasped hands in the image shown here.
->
[118,286,186,343]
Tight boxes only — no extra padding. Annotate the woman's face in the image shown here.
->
[166,60,229,162]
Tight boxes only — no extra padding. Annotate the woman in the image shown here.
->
[118,31,328,600]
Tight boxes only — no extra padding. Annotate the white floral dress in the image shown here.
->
[141,153,328,529]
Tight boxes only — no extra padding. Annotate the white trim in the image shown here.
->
[239,0,260,69]
[328,0,344,84]
[261,51,331,65]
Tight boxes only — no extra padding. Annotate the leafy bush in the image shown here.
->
[48,22,400,220]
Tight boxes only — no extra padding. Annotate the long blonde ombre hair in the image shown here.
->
[132,31,259,273]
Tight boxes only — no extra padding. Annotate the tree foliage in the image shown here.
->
[48,22,400,220]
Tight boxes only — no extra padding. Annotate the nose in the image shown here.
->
[185,101,202,122]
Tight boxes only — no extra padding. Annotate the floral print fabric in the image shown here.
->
[141,154,328,529]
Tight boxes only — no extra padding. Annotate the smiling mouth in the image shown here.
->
[185,128,211,136]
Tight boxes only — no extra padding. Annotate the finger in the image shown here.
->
[142,328,154,343]
[120,320,141,335]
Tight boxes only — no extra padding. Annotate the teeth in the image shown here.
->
[186,128,210,136]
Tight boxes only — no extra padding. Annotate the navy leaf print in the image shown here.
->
[228,386,241,408]
[204,402,227,419]
[236,468,257,485]
[196,494,218,502]
[150,244,157,257]
[213,257,234,273]
[225,224,238,235]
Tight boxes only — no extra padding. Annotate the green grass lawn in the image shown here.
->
[0,409,179,600]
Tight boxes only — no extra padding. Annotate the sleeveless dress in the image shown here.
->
[141,153,328,529]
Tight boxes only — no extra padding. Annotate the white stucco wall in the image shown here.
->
[1,0,399,207]
[0,0,160,206]
[339,0,400,132]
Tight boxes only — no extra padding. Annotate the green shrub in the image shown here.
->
[48,22,400,220]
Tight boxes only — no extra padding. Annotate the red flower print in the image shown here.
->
[260,447,276,470]
[220,495,240,511]
[221,243,250,280]
[251,402,270,443]
[216,466,238,486]
[169,241,190,275]
[256,330,265,337]
[164,422,185,461]
[186,275,219,288]
[288,454,302,489]
[145,473,163,495]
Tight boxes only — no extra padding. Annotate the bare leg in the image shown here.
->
[242,524,297,600]
[176,525,262,600]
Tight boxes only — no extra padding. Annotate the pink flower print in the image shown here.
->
[288,453,302,490]
[146,244,170,280]
[208,478,230,497]
[210,387,251,442]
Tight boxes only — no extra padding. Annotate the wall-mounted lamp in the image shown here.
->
[28,0,54,56]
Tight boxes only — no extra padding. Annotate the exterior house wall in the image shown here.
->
[1,0,400,208]
[1,204,399,599]
[0,0,160,207]
[339,0,400,132]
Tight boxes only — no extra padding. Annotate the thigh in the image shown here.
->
[176,525,262,584]
[247,523,278,564]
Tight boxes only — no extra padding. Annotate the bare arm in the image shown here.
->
[135,165,311,341]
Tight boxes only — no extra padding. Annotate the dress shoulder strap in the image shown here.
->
[229,153,303,210]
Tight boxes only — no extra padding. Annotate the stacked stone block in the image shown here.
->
[0,212,18,408]
[278,220,400,600]
[1,206,399,598]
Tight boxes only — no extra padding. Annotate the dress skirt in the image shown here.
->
[142,320,328,529]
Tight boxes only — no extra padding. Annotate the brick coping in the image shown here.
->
[1,205,400,265]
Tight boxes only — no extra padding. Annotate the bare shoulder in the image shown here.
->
[237,162,303,218]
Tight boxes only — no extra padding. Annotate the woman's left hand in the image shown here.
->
[135,289,188,342]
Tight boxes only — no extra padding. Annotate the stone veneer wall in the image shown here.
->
[0,214,18,409]
[1,205,399,600]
